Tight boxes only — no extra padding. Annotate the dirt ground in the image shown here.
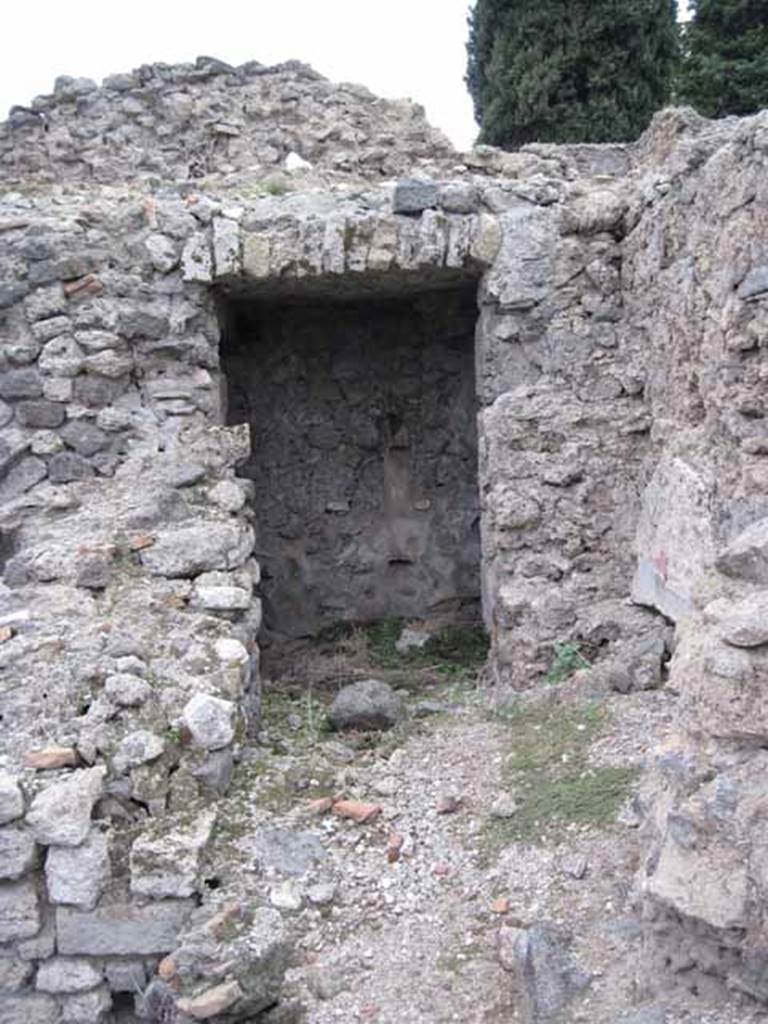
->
[204,623,766,1024]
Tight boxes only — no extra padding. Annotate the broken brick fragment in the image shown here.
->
[333,799,382,824]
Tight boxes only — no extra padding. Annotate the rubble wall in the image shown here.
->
[620,110,768,999]
[1,57,454,185]
[0,79,504,1017]
[2,55,768,1021]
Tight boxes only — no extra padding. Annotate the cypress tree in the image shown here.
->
[678,0,768,118]
[466,0,679,148]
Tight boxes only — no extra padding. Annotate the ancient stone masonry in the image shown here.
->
[1,54,768,1021]
[0,57,454,185]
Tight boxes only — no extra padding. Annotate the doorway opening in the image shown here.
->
[217,273,482,643]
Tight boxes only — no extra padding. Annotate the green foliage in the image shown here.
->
[466,0,679,146]
[544,641,590,685]
[365,617,489,680]
[483,702,637,851]
[678,0,768,117]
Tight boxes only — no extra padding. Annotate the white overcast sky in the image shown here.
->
[2,0,691,152]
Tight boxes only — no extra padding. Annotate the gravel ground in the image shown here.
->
[206,675,767,1024]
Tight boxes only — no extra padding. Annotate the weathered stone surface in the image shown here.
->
[192,748,234,797]
[213,217,241,278]
[498,922,590,1023]
[58,984,111,1023]
[36,956,103,993]
[176,979,244,1019]
[393,179,439,215]
[719,595,768,648]
[0,825,36,879]
[181,233,213,282]
[193,584,251,611]
[15,913,55,960]
[182,693,235,750]
[24,285,66,321]
[2,59,453,188]
[224,290,479,636]
[170,904,290,1021]
[0,957,32,992]
[104,673,151,707]
[2,62,768,1017]
[75,553,111,590]
[26,767,105,847]
[140,523,254,578]
[247,828,328,877]
[104,958,146,992]
[614,1009,666,1024]
[647,831,749,930]
[0,879,40,941]
[47,452,93,484]
[145,233,179,273]
[328,679,404,732]
[57,901,194,955]
[0,775,24,824]
[631,456,714,622]
[130,809,216,898]
[213,636,252,698]
[16,400,65,428]
[208,479,246,512]
[0,368,42,399]
[59,420,109,456]
[112,730,165,774]
[737,264,768,300]
[716,518,768,584]
[0,457,48,503]
[0,993,58,1024]
[45,829,109,909]
[38,336,84,377]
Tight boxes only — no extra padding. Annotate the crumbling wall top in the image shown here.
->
[0,56,457,187]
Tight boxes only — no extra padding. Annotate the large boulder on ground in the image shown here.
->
[327,679,404,732]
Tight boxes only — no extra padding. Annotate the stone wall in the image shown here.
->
[0,57,454,186]
[3,56,768,1021]
[617,109,768,1001]
[220,284,480,638]
[0,98,504,1018]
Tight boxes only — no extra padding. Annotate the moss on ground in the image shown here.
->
[481,701,637,854]
[364,617,489,682]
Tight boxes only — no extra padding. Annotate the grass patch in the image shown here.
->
[482,702,637,854]
[260,683,333,749]
[365,617,489,681]
[544,641,590,684]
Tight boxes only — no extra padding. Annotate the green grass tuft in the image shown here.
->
[364,617,489,680]
[544,641,590,684]
[481,702,637,853]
